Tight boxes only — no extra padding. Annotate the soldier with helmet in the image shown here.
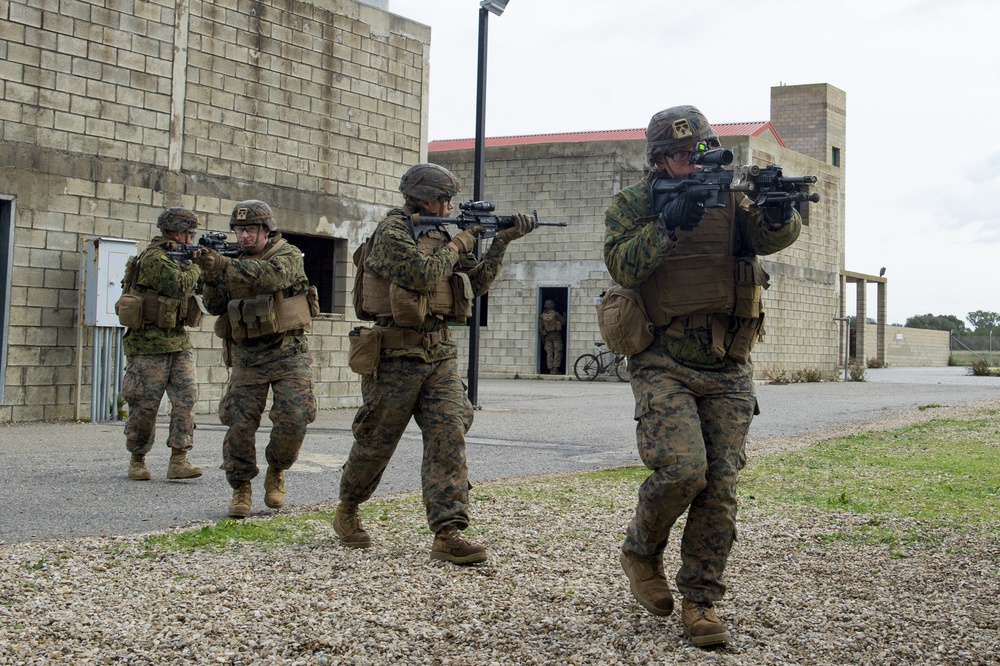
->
[603,106,803,646]
[194,200,317,518]
[538,299,566,374]
[120,206,205,482]
[333,162,535,564]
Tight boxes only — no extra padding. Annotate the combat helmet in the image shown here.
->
[399,163,461,202]
[156,207,199,232]
[645,105,720,166]
[544,299,556,309]
[229,200,276,231]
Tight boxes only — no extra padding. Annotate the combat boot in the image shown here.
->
[228,482,252,518]
[166,450,202,480]
[263,466,285,509]
[128,454,151,481]
[620,551,674,616]
[681,598,730,647]
[430,526,487,565]
[332,502,372,548]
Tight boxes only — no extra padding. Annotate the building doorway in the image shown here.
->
[537,287,568,375]
[0,197,13,403]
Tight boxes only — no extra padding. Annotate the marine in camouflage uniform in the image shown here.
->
[538,299,566,374]
[121,207,204,482]
[195,200,317,518]
[333,163,535,564]
[604,106,802,646]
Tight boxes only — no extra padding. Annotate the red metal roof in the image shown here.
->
[428,121,785,152]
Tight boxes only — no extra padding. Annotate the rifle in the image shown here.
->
[407,201,567,240]
[166,231,241,260]
[650,144,821,212]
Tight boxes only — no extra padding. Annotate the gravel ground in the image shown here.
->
[1,401,997,665]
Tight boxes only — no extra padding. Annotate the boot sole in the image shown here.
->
[167,471,203,480]
[228,508,251,518]
[620,552,674,616]
[429,551,487,565]
[128,473,151,481]
[338,538,372,549]
[686,630,730,647]
[264,496,285,509]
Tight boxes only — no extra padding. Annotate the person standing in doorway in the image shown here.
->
[538,299,566,374]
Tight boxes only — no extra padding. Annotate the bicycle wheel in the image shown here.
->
[614,355,629,382]
[574,354,601,381]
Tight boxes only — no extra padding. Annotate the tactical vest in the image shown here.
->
[213,238,314,342]
[639,205,738,326]
[117,240,202,330]
[361,215,473,327]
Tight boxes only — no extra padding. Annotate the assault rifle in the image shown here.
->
[166,231,241,260]
[650,145,821,212]
[407,201,567,240]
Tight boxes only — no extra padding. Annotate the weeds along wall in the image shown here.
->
[0,0,430,421]
[430,131,845,380]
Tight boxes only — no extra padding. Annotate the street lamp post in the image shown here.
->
[467,0,509,408]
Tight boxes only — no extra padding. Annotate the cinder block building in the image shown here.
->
[0,0,427,421]
[430,84,850,381]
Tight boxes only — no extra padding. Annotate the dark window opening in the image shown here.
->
[831,146,841,167]
[281,232,347,314]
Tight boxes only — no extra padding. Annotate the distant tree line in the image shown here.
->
[904,310,999,334]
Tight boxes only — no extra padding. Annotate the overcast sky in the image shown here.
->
[388,0,999,327]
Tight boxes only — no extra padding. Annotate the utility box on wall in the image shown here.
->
[82,238,136,327]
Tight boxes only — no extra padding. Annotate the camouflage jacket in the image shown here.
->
[123,237,202,357]
[603,173,801,368]
[366,204,509,363]
[202,233,310,367]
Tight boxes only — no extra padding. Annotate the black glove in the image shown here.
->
[762,202,795,229]
[450,225,484,254]
[659,191,706,233]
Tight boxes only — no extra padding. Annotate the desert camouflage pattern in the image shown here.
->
[123,349,197,455]
[398,163,460,202]
[604,169,801,605]
[201,233,311,368]
[218,355,317,487]
[340,202,509,532]
[122,238,202,357]
[340,355,474,532]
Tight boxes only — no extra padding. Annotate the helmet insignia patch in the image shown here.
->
[671,119,693,140]
[235,207,250,221]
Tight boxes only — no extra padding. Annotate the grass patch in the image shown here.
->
[739,413,1000,527]
[145,513,336,552]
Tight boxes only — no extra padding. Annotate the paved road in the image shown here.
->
[0,367,996,544]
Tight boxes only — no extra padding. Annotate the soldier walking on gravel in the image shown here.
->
[119,207,205,482]
[334,163,535,564]
[603,106,803,646]
[194,201,317,518]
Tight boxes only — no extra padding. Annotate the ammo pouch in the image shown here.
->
[449,273,473,321]
[734,257,770,319]
[727,312,765,365]
[347,326,382,376]
[115,293,145,330]
[155,295,181,329]
[228,294,277,342]
[389,283,429,328]
[353,237,377,321]
[596,286,654,356]
[184,295,204,328]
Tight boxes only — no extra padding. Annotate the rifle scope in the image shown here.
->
[688,148,734,166]
[460,201,496,212]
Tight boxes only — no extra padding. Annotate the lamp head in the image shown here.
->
[480,0,509,16]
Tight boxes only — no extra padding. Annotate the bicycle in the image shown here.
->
[574,342,629,382]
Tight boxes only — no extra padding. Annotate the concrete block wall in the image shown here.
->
[0,0,430,421]
[864,324,950,367]
[432,134,845,380]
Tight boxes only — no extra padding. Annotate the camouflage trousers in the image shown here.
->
[122,349,197,455]
[623,341,755,605]
[219,355,316,488]
[543,336,564,372]
[340,354,475,534]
